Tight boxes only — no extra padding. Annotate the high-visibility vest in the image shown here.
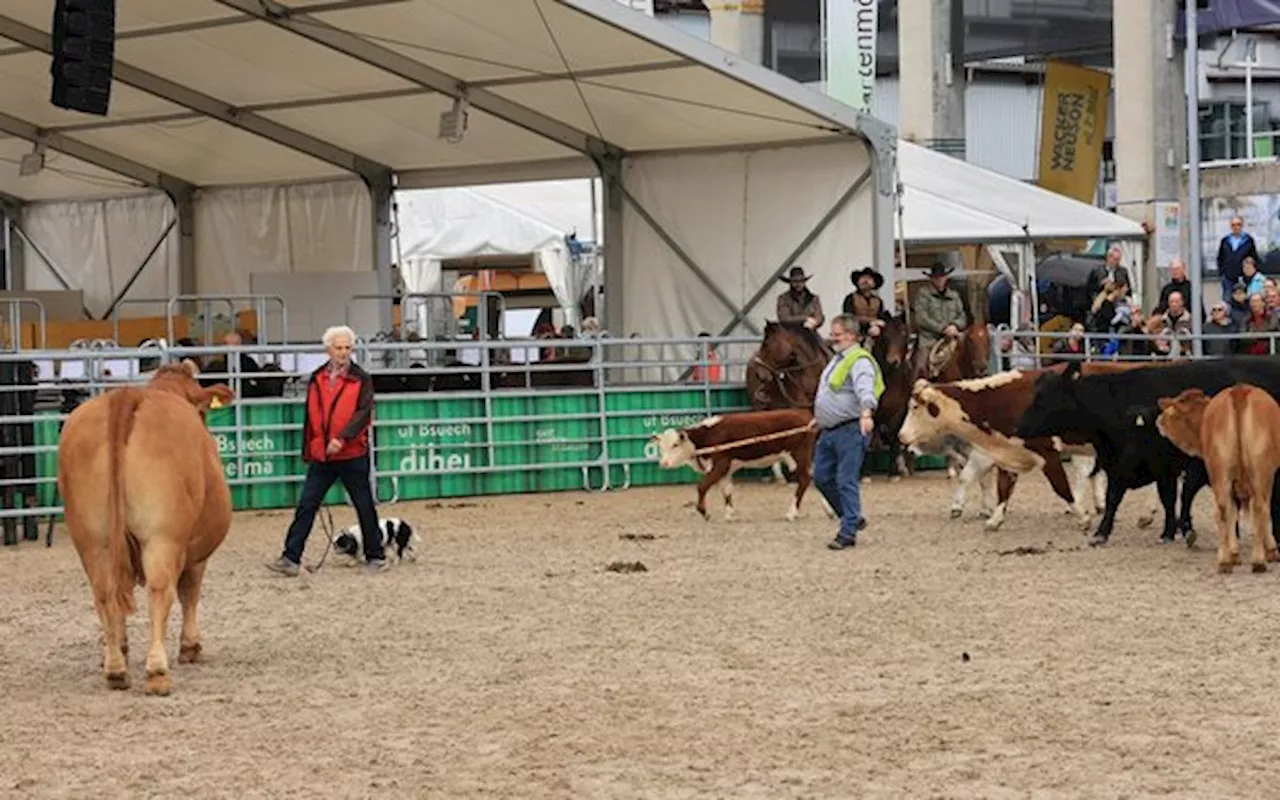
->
[827,346,884,399]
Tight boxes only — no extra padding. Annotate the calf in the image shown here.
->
[899,371,1102,531]
[652,409,819,522]
[1157,386,1280,574]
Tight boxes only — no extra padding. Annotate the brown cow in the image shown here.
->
[1156,385,1280,574]
[651,409,825,522]
[57,360,234,695]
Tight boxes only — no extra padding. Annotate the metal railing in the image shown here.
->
[0,334,763,530]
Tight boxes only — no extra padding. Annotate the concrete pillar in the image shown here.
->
[707,0,764,64]
[1113,0,1184,305]
[896,0,964,155]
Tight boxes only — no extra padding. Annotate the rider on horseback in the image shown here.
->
[913,262,969,378]
[842,267,891,348]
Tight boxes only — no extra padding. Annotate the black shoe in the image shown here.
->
[857,517,868,531]
[827,537,857,550]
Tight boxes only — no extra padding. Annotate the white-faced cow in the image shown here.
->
[1157,385,1280,574]
[652,409,831,522]
[57,360,234,695]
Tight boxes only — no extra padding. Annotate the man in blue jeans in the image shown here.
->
[813,314,884,550]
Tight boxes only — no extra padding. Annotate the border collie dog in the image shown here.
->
[332,518,420,565]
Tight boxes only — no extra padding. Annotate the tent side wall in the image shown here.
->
[614,139,881,339]
[18,180,374,320]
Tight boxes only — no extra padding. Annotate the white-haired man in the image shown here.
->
[266,325,388,575]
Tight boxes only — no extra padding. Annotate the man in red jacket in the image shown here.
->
[266,325,388,576]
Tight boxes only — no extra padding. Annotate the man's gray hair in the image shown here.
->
[322,324,356,348]
[830,313,857,333]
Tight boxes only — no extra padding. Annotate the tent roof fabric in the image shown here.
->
[898,141,1147,245]
[0,0,893,203]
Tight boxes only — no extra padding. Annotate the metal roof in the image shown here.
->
[0,0,894,203]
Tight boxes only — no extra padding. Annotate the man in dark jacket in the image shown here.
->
[1153,258,1193,316]
[1217,216,1261,300]
[266,324,387,576]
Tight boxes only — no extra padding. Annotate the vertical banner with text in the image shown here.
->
[1037,61,1111,205]
[824,0,878,113]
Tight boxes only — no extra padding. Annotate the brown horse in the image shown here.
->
[747,320,832,410]
[866,315,921,479]
[929,324,991,383]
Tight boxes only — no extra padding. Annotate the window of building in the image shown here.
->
[1200,100,1272,161]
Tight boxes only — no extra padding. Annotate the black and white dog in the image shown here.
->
[331,517,420,565]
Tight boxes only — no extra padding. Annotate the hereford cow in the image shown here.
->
[1156,385,1280,574]
[58,360,234,695]
[651,409,827,522]
[901,361,1169,531]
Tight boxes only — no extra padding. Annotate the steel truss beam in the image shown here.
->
[211,0,619,161]
[0,14,392,183]
[0,110,196,197]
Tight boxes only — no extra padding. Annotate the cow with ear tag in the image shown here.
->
[57,359,235,695]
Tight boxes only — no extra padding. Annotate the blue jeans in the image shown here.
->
[1222,277,1238,301]
[282,455,385,564]
[813,422,870,541]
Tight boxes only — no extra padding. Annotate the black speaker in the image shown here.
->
[50,0,115,116]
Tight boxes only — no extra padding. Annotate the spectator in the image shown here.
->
[1266,286,1280,320]
[1087,280,1123,334]
[1161,291,1194,337]
[1203,301,1237,357]
[1241,293,1277,355]
[691,332,722,383]
[1217,215,1261,299]
[998,325,1038,370]
[1086,246,1133,300]
[1051,323,1087,363]
[1153,258,1192,315]
[1227,280,1250,328]
[1243,256,1267,297]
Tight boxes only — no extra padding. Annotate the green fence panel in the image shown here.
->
[34,412,60,511]
[374,396,488,502]
[31,385,949,517]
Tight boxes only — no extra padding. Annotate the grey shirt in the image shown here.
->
[814,351,878,430]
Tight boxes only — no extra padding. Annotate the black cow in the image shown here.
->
[1016,357,1280,546]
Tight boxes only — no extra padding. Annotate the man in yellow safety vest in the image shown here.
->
[813,313,884,550]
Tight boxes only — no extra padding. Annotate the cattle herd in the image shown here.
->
[48,350,1280,696]
[655,354,1280,575]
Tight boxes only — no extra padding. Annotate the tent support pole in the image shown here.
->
[366,170,396,337]
[716,163,873,337]
[615,181,759,335]
[7,221,93,319]
[101,217,177,321]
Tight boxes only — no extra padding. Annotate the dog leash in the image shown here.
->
[304,507,336,574]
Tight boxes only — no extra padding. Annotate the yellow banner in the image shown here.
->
[1037,61,1111,205]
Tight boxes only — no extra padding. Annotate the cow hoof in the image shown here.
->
[983,518,1004,532]
[145,671,172,697]
[178,643,203,664]
[1089,536,1108,548]
[950,508,963,520]
[784,510,797,522]
[1218,562,1235,575]
[1253,563,1268,574]
[105,671,130,691]
[1267,548,1279,563]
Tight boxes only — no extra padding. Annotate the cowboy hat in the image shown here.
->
[925,262,955,278]
[778,266,812,284]
[849,266,884,289]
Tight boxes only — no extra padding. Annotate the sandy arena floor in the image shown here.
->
[3,471,1280,799]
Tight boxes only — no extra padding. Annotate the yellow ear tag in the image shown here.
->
[209,397,225,410]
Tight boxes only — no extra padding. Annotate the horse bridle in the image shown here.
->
[751,351,827,408]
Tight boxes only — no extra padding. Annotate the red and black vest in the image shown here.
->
[302,362,373,463]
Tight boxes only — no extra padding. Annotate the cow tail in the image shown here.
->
[105,388,142,618]
[1229,389,1251,505]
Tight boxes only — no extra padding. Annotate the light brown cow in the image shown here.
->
[1156,385,1280,574]
[57,360,234,695]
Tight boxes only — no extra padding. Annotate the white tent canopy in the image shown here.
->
[898,141,1147,246]
[0,0,896,340]
[395,185,593,322]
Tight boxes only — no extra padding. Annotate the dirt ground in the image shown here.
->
[3,471,1280,799]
